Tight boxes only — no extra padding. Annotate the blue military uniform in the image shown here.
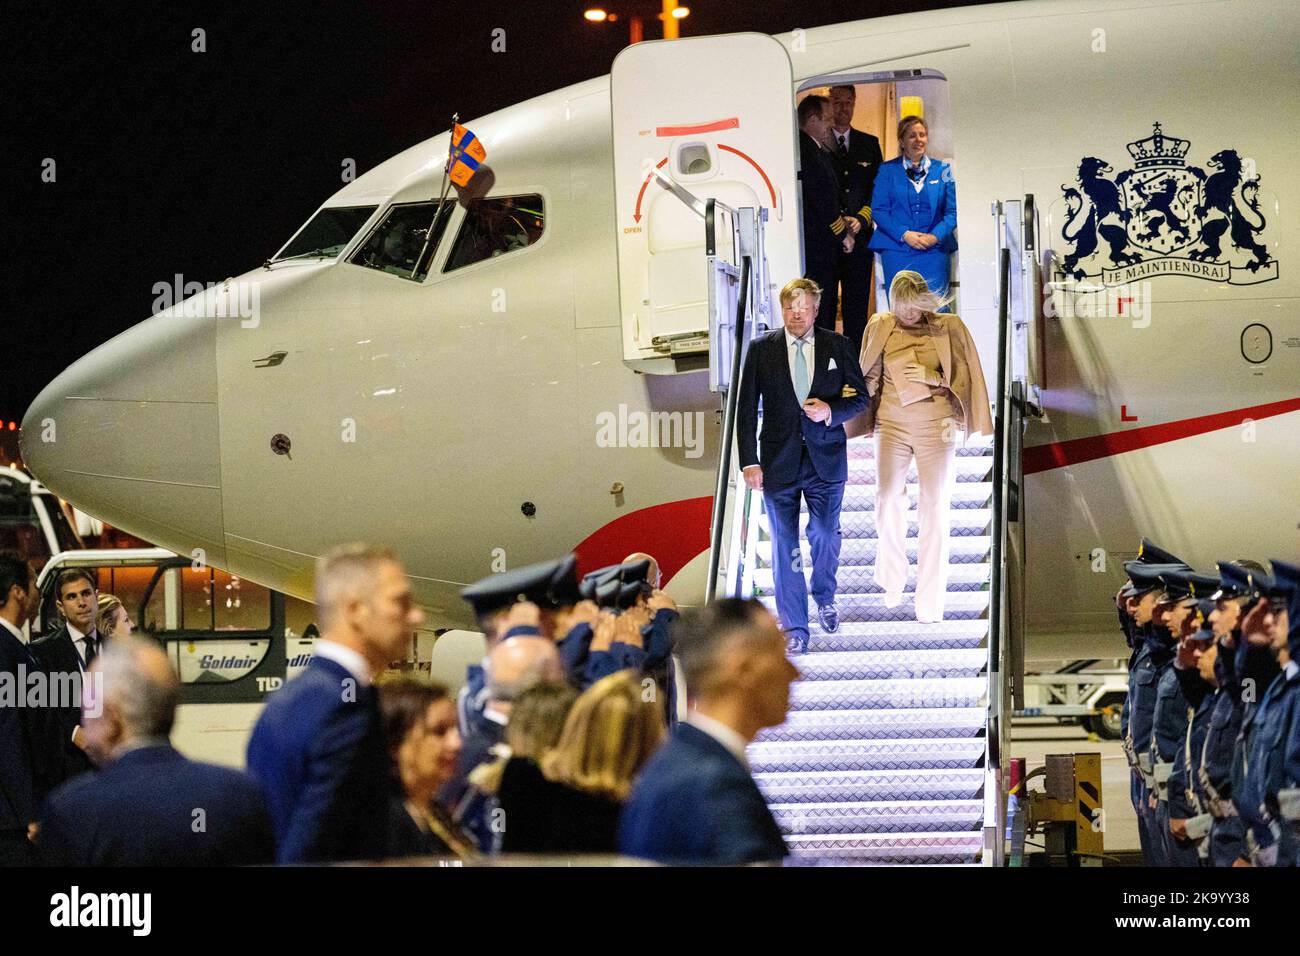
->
[1234,560,1299,866]
[1146,568,1217,866]
[1122,558,1189,865]
[1171,598,1217,865]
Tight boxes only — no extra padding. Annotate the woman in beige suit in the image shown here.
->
[845,271,993,622]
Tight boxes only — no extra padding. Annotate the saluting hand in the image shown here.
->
[554,599,600,642]
[1240,600,1272,647]
[590,611,619,652]
[646,589,678,614]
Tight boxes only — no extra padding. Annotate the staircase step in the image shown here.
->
[758,707,987,742]
[790,677,986,712]
[784,832,984,864]
[755,768,985,803]
[750,738,985,774]
[835,483,995,512]
[848,440,992,460]
[752,563,990,596]
[756,509,993,545]
[769,799,985,834]
[847,457,993,482]
[759,591,989,623]
[798,620,988,652]
[788,649,986,682]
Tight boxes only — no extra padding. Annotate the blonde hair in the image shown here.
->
[779,277,821,308]
[541,670,665,801]
[888,270,952,317]
[505,682,578,761]
[897,114,928,145]
[96,593,124,637]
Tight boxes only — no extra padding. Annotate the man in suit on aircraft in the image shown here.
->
[35,634,275,866]
[619,598,796,864]
[736,278,869,654]
[826,84,884,353]
[797,94,855,333]
[30,568,101,785]
[247,543,425,863]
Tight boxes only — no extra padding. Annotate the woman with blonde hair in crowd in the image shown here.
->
[96,593,133,639]
[846,270,992,623]
[498,670,665,855]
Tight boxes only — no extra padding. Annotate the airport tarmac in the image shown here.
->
[1010,720,1138,856]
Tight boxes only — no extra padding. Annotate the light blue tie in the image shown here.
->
[793,338,810,405]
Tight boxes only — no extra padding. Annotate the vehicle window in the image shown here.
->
[350,201,454,281]
[444,195,544,273]
[274,205,377,262]
[0,475,50,569]
[142,566,272,635]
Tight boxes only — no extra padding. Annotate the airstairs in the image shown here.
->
[698,191,1038,866]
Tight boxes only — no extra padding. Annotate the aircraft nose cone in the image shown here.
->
[22,304,226,566]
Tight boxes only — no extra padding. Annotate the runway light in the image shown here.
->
[584,8,608,21]
[672,5,689,17]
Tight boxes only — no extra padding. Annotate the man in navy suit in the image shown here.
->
[0,550,59,866]
[35,635,275,866]
[247,543,426,863]
[620,598,796,864]
[30,568,102,786]
[736,278,869,653]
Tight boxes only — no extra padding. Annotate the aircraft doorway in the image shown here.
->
[795,70,955,339]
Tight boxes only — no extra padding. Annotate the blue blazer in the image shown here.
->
[619,722,787,864]
[36,743,274,866]
[736,327,869,488]
[867,156,958,254]
[246,656,391,863]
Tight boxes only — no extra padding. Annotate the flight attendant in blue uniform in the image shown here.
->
[868,115,957,305]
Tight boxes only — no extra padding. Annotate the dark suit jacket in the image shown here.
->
[246,656,391,863]
[736,327,869,488]
[29,625,94,784]
[35,743,274,866]
[498,757,622,855]
[829,127,883,233]
[619,723,786,865]
[867,156,958,254]
[799,130,844,269]
[0,625,58,834]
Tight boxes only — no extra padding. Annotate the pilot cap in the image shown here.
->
[1137,538,1185,567]
[1123,561,1189,596]
[1212,562,1258,602]
[1156,568,1220,604]
[1267,560,1300,655]
[460,554,579,617]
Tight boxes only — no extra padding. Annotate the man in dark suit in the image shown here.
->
[30,568,101,785]
[797,93,854,332]
[620,598,796,864]
[247,543,425,863]
[0,550,58,865]
[35,634,275,866]
[826,84,884,352]
[736,278,869,653]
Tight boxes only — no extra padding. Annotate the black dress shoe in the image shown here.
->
[786,632,809,655]
[817,604,839,633]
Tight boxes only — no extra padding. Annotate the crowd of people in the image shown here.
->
[0,544,798,866]
[1118,539,1300,866]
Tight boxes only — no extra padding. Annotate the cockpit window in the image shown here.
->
[273,205,377,262]
[349,201,454,281]
[443,195,544,273]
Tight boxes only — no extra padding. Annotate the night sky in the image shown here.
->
[4,0,987,421]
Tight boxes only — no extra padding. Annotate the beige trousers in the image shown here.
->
[872,416,959,621]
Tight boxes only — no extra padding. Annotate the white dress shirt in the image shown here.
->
[784,326,816,394]
[312,639,373,687]
[686,710,750,769]
[66,622,99,671]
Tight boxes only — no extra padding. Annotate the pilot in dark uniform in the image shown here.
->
[1234,560,1299,867]
[797,94,852,332]
[1123,558,1189,865]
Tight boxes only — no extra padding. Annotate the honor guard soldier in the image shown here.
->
[1122,553,1189,865]
[1235,560,1299,866]
[1148,567,1218,866]
[1170,594,1218,864]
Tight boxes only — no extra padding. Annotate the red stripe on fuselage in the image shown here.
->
[573,496,713,585]
[1023,397,1300,475]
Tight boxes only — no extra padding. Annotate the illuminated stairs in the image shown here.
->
[748,437,994,865]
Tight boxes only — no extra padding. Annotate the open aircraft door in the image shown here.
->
[610,33,801,370]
